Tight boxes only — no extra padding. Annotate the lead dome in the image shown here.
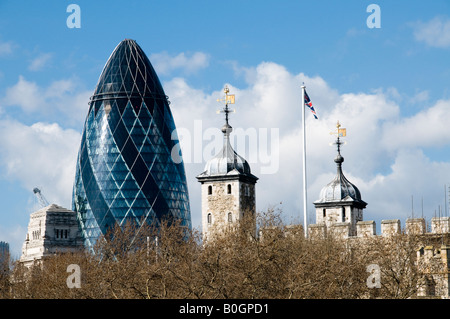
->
[202,124,252,176]
[316,152,363,203]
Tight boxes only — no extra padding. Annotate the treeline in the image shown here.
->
[0,208,444,299]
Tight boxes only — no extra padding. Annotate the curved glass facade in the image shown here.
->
[72,39,191,249]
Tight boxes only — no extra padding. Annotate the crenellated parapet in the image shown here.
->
[307,216,450,239]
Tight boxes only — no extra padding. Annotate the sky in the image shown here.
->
[1,0,450,257]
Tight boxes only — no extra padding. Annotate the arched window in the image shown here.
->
[228,212,232,223]
[227,184,231,194]
[207,213,212,225]
[342,207,346,221]
[323,209,326,218]
[208,185,212,195]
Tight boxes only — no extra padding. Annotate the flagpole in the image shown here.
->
[301,85,308,238]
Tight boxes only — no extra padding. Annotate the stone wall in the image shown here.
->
[357,220,376,238]
[202,180,256,242]
[307,216,450,239]
[308,224,326,239]
[432,217,450,234]
[416,245,450,298]
[329,222,351,239]
[406,218,426,235]
[381,219,401,237]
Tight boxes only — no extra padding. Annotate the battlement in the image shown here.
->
[356,220,376,238]
[381,219,401,236]
[406,218,426,235]
[431,217,450,234]
[308,216,450,239]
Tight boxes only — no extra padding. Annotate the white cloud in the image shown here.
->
[164,61,450,231]
[2,76,91,126]
[0,40,13,56]
[3,76,43,112]
[0,119,80,208]
[413,16,450,48]
[2,59,449,249]
[28,52,52,71]
[150,51,210,75]
[381,99,450,150]
[411,90,429,103]
[0,120,81,256]
[357,148,450,222]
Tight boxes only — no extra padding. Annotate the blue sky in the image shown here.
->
[1,0,450,257]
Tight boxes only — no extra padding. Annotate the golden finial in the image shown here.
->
[330,120,346,137]
[329,120,346,154]
[216,85,235,106]
[216,85,236,125]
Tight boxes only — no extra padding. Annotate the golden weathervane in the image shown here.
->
[216,85,236,125]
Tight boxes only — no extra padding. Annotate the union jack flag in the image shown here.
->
[304,90,318,119]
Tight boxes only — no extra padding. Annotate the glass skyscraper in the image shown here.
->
[72,39,191,249]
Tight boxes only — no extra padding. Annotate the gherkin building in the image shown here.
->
[72,39,191,249]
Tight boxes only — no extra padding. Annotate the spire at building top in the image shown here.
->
[197,86,257,179]
[332,120,346,157]
[316,121,365,205]
[216,85,235,134]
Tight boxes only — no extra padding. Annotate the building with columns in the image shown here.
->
[20,204,83,267]
[196,87,258,242]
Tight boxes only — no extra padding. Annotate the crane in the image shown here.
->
[33,187,49,208]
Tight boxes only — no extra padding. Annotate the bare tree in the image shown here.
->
[3,207,444,299]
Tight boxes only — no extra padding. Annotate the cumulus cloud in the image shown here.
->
[164,61,450,230]
[150,51,210,75]
[413,16,450,48]
[1,76,91,126]
[28,52,53,71]
[2,59,449,250]
[0,120,81,255]
[0,119,80,208]
[3,76,42,112]
[381,99,450,151]
[0,40,13,56]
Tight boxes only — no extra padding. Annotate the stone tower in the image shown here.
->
[196,87,258,242]
[313,121,367,237]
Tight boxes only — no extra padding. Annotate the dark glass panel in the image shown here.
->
[121,137,139,171]
[138,102,152,130]
[111,118,128,151]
